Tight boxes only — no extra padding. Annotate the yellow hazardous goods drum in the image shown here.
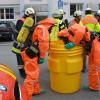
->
[17,17,34,43]
[48,41,84,93]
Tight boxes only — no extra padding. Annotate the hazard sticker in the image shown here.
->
[0,84,7,91]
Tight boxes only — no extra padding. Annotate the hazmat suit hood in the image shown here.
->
[38,18,55,30]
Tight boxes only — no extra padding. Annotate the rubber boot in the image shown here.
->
[82,51,87,73]
[18,65,26,78]
[32,88,46,96]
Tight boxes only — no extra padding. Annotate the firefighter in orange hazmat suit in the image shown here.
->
[0,63,27,100]
[87,34,100,91]
[21,18,55,100]
[80,8,100,72]
[58,23,90,48]
[69,10,82,27]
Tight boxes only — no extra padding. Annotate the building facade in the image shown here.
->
[0,0,100,23]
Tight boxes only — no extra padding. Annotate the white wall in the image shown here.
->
[0,0,19,4]
[64,0,99,3]
[24,0,47,4]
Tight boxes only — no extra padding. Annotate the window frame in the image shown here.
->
[0,7,14,20]
[70,3,83,16]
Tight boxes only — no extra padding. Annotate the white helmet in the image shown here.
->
[94,10,100,16]
[74,10,82,17]
[25,8,35,16]
[58,9,65,15]
[85,8,92,11]
[52,10,61,17]
[97,10,100,15]
[52,9,65,18]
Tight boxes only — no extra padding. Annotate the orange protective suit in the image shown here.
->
[88,37,100,90]
[21,18,55,100]
[58,23,90,45]
[0,64,26,100]
[80,14,100,32]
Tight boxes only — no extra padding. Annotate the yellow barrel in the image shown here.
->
[48,41,83,93]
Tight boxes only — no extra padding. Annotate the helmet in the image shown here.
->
[97,10,100,16]
[52,9,65,18]
[85,8,92,11]
[73,11,82,17]
[85,8,92,15]
[25,8,35,16]
[58,9,65,15]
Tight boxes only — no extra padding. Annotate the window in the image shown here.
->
[0,9,4,19]
[0,7,14,19]
[70,3,83,16]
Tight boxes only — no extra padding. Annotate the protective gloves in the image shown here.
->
[65,42,75,49]
[38,58,45,64]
